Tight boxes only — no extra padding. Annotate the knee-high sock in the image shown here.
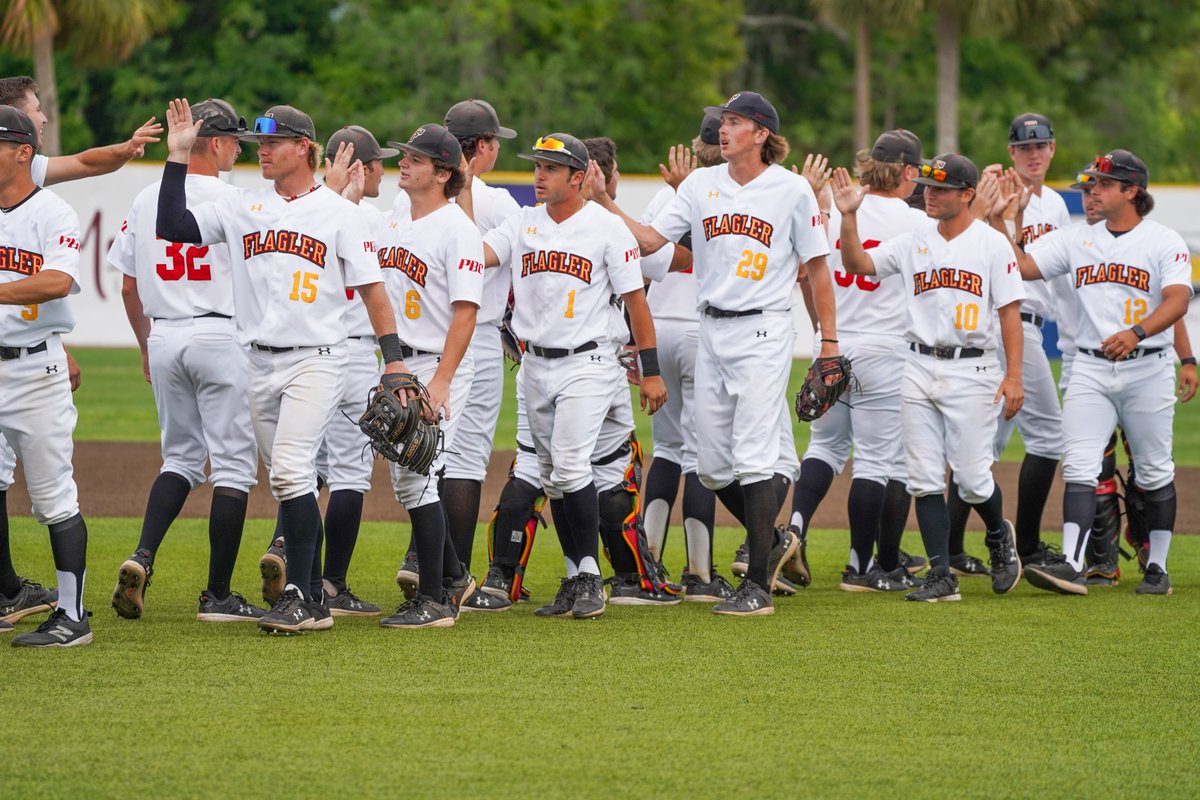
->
[207,487,248,599]
[0,489,18,597]
[137,471,191,556]
[714,483,748,529]
[770,472,791,515]
[442,478,481,572]
[946,472,971,556]
[279,493,321,601]
[682,472,716,582]
[563,482,601,575]
[1016,454,1058,556]
[1144,482,1176,571]
[742,479,776,589]
[848,478,886,573]
[49,513,87,622]
[410,502,448,602]
[643,457,681,559]
[549,497,578,576]
[876,479,910,572]
[790,458,834,537]
[322,489,364,586]
[914,494,950,574]
[1061,482,1096,570]
[970,482,1005,535]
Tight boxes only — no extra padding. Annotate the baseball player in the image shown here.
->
[1010,150,1191,596]
[107,99,263,623]
[371,123,483,629]
[467,132,666,620]
[787,130,929,593]
[832,152,1025,602]
[596,92,835,616]
[946,114,1068,576]
[157,98,403,634]
[0,105,93,647]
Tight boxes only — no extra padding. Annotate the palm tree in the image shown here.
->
[0,0,177,154]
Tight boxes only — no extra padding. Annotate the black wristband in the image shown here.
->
[378,333,404,364]
[1182,357,1197,366]
[1132,324,1147,341]
[639,347,660,377]
[821,338,838,343]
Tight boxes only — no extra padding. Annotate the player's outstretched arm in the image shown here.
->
[156,99,205,243]
[658,144,696,190]
[1173,319,1197,402]
[120,275,152,383]
[831,168,875,276]
[804,254,839,357]
[44,117,163,186]
[996,301,1025,419]
[425,301,478,422]
[585,161,670,255]
[1100,284,1191,361]
[0,269,73,305]
[621,288,666,414]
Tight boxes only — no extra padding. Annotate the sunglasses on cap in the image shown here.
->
[916,163,948,183]
[1012,124,1053,142]
[533,136,567,152]
[1075,172,1094,185]
[1090,154,1117,174]
[205,116,247,134]
[252,116,306,136]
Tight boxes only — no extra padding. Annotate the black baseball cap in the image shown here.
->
[699,112,721,145]
[870,129,922,166]
[704,91,780,134]
[0,105,37,145]
[914,153,978,189]
[240,105,316,141]
[444,99,517,140]
[191,99,246,137]
[1008,113,1055,145]
[1070,161,1095,191]
[327,125,398,163]
[387,124,463,164]
[1081,149,1148,188]
[516,132,589,170]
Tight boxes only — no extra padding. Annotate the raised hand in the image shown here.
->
[830,167,868,214]
[341,161,365,203]
[659,144,696,189]
[583,159,608,201]
[798,152,832,198]
[323,140,355,195]
[164,98,202,162]
[125,117,163,159]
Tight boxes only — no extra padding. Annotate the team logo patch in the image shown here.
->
[624,247,640,262]
[458,258,484,273]
[727,92,741,104]
[410,127,425,141]
[933,159,946,170]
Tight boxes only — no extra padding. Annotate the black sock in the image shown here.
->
[946,473,971,556]
[48,513,87,621]
[743,480,776,589]
[770,473,791,515]
[714,483,748,528]
[136,471,191,556]
[1016,454,1058,556]
[442,478,481,572]
[563,482,600,571]
[207,487,248,599]
[309,514,325,601]
[0,489,18,597]
[682,472,716,572]
[1063,483,1096,565]
[549,497,577,568]
[791,458,834,536]
[271,505,283,546]
[972,482,1006,535]
[322,489,364,585]
[877,479,910,572]
[848,478,886,572]
[279,493,321,601]
[914,494,951,574]
[442,531,465,581]
[643,457,682,553]
[410,502,448,602]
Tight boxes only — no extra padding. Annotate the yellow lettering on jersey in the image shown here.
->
[520,250,594,284]
[1073,262,1151,292]
[0,246,45,276]
[242,230,328,268]
[912,268,983,297]
[377,246,429,287]
[700,214,774,247]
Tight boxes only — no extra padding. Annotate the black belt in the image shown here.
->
[703,306,763,319]
[1020,312,1045,328]
[909,342,985,360]
[252,344,295,353]
[526,341,599,359]
[0,341,47,361]
[1080,347,1164,361]
[152,311,231,322]
[401,344,436,359]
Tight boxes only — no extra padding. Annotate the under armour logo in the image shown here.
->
[976,366,988,372]
[756,330,767,338]
[1082,240,1093,248]
[590,355,602,362]
[526,226,537,235]
[46,365,58,374]
[748,598,760,609]
[707,191,720,198]
[917,246,929,255]
[249,203,263,212]
[48,625,72,641]
[291,609,303,620]
[318,347,331,355]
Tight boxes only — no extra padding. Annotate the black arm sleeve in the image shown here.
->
[156,161,203,243]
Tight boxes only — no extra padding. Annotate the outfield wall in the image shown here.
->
[50,164,1200,355]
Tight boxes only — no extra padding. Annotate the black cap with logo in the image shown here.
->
[704,91,780,134]
[327,125,399,163]
[870,129,922,166]
[516,132,590,171]
[387,124,463,165]
[240,105,317,141]
[914,153,979,189]
[1080,149,1148,188]
[1008,113,1055,145]
[0,105,37,145]
[444,99,517,140]
[191,99,246,137]
[699,112,721,145]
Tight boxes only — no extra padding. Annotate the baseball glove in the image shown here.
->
[357,373,442,475]
[794,355,854,422]
[500,304,523,364]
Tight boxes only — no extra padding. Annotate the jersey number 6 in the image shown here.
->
[156,242,212,281]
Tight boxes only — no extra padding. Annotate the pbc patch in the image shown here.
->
[624,247,640,262]
[457,258,484,273]
[59,236,79,250]
[363,241,376,253]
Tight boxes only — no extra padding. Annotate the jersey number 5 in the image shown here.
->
[156,242,211,281]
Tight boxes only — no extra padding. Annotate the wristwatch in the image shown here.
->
[1131,324,1147,341]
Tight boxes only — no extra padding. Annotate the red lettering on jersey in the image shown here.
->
[519,250,594,284]
[241,229,328,268]
[832,239,881,291]
[0,246,45,276]
[833,238,880,250]
[58,235,79,250]
[700,214,774,247]
[624,247,640,262]
[363,241,376,253]
[1020,222,1056,247]
[1074,262,1151,292]
[345,289,356,300]
[377,246,428,287]
[457,258,483,273]
[912,268,984,297]
[120,219,129,234]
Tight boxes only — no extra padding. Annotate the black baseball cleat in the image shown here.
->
[12,609,93,647]
[571,573,606,619]
[682,571,735,602]
[904,571,961,602]
[444,570,477,616]
[394,552,420,600]
[1025,551,1088,595]
[322,579,381,616]
[839,566,906,593]
[984,520,1022,594]
[197,591,265,622]
[730,542,749,578]
[882,566,923,589]
[1135,564,1172,596]
[259,537,287,605]
[112,549,154,620]
[712,579,774,616]
[0,620,12,633]
[258,587,333,634]
[460,590,512,612]
[1085,561,1120,587]
[1019,541,1053,570]
[767,526,799,592]
[0,577,59,623]
[949,552,989,578]
[535,576,579,618]
[781,524,811,587]
[606,576,682,606]
[480,565,513,601]
[772,575,798,596]
[898,549,927,574]
[380,595,456,628]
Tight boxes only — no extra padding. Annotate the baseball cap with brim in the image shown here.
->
[192,99,246,137]
[387,124,463,164]
[516,133,589,171]
[1008,112,1055,145]
[328,125,398,163]
[913,153,978,189]
[1070,162,1095,191]
[0,105,37,145]
[699,112,721,145]
[870,129,922,166]
[444,99,517,140]
[704,91,779,134]
[240,105,316,140]
[1081,149,1148,188]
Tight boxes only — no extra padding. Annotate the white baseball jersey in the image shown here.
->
[457,177,521,326]
[484,202,642,348]
[1017,187,1071,319]
[341,202,388,338]
[870,218,1025,349]
[828,196,929,337]
[378,202,484,352]
[1027,218,1192,351]
[190,184,382,347]
[107,176,238,319]
[31,154,48,188]
[0,189,81,346]
[642,185,693,323]
[651,163,829,312]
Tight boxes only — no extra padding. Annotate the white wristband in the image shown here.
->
[1004,219,1018,242]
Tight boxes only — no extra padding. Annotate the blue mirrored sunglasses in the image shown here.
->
[252,116,303,136]
[1013,124,1053,142]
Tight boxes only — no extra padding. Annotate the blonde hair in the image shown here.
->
[853,149,906,192]
[761,130,789,165]
[305,139,324,172]
[690,137,724,168]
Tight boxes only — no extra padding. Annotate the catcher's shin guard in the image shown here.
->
[1085,478,1122,581]
[486,475,546,602]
